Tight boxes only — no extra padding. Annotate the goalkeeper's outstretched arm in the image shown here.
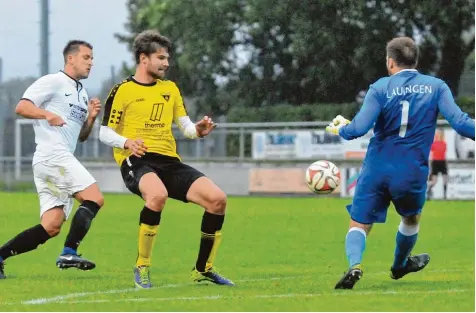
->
[339,87,381,140]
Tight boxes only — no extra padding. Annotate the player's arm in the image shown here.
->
[79,98,101,142]
[437,83,475,140]
[335,87,381,140]
[175,116,200,139]
[173,85,216,138]
[176,115,217,139]
[98,85,146,157]
[15,76,65,126]
[79,118,96,142]
[172,85,200,139]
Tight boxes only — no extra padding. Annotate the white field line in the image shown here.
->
[47,289,469,305]
[2,268,471,306]
[19,276,302,305]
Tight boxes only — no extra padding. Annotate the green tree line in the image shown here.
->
[116,0,475,120]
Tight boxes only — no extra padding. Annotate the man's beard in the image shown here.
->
[149,69,163,79]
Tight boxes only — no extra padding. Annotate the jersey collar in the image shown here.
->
[392,69,418,76]
[130,75,157,86]
[59,70,83,90]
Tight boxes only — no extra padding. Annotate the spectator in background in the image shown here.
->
[427,129,448,200]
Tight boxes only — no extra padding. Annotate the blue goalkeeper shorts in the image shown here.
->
[346,163,427,224]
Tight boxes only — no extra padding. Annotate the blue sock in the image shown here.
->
[345,228,366,268]
[0,256,3,263]
[61,247,77,256]
[392,228,418,269]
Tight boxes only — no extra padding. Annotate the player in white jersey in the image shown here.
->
[0,40,104,279]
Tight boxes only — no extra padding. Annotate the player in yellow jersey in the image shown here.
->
[99,30,234,288]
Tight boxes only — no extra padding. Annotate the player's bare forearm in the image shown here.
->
[15,99,49,119]
[79,116,96,142]
[16,99,66,127]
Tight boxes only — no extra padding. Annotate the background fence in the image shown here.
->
[1,119,472,200]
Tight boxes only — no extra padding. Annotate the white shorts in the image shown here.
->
[33,155,96,220]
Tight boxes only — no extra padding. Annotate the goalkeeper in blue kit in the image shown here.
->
[326,37,475,289]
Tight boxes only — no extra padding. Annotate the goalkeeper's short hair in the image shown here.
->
[386,37,419,68]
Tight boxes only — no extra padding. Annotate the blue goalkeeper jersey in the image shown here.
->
[339,69,475,166]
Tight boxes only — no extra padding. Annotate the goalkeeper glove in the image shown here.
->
[325,115,350,135]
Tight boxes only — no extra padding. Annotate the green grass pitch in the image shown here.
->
[0,192,473,311]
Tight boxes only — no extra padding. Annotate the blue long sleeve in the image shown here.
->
[339,87,381,140]
[438,83,475,140]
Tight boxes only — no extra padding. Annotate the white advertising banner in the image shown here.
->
[432,168,475,200]
[252,131,299,159]
[252,130,372,160]
[341,132,373,159]
[252,128,474,161]
[295,130,344,159]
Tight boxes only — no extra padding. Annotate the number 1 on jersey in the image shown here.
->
[399,100,410,137]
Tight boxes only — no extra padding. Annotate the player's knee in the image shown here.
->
[42,222,62,237]
[207,191,227,214]
[96,194,105,208]
[40,208,65,237]
[77,186,104,208]
[145,192,168,211]
[89,193,105,208]
[402,215,420,227]
[349,220,372,235]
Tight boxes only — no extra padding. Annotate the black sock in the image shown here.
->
[64,200,100,251]
[195,212,225,272]
[0,224,50,261]
[443,184,447,199]
[140,206,162,226]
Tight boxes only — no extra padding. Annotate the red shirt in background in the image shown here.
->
[431,140,447,160]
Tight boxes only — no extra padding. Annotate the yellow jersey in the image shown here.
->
[102,76,188,166]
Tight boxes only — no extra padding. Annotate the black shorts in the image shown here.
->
[430,160,448,176]
[120,153,205,202]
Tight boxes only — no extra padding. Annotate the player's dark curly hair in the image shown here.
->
[386,37,419,68]
[63,40,93,63]
[133,30,172,64]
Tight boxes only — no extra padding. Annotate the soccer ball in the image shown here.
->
[305,160,341,194]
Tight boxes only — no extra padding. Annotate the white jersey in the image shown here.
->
[21,71,90,164]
